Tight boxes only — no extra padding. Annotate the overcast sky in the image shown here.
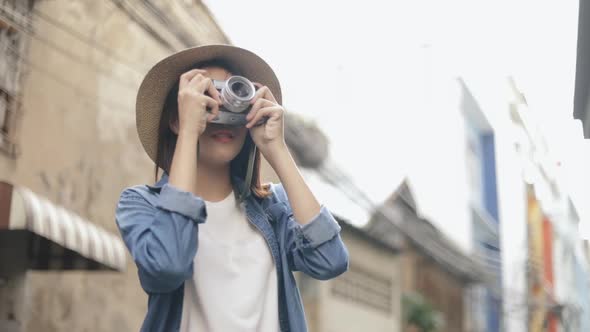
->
[205,0,590,241]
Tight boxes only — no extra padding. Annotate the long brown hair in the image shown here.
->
[153,59,271,199]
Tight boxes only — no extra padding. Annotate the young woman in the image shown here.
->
[115,45,349,332]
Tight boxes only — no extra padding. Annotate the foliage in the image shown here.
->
[402,292,445,332]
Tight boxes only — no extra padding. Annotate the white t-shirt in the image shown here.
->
[179,190,280,332]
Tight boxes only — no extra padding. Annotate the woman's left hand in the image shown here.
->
[245,83,287,158]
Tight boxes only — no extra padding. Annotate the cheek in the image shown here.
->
[236,128,249,144]
[232,133,248,153]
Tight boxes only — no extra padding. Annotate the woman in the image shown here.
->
[115,45,349,332]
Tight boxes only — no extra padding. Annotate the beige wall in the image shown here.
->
[0,1,227,330]
[402,248,467,332]
[299,229,401,332]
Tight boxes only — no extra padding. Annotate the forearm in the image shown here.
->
[266,144,321,225]
[116,187,206,293]
[168,131,199,195]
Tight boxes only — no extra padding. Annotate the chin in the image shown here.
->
[207,151,239,165]
[199,141,243,165]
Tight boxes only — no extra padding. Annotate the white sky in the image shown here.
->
[205,0,590,240]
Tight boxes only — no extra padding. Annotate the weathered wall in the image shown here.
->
[298,228,401,332]
[0,1,227,330]
[402,247,466,332]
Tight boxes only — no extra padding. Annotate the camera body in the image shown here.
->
[209,76,266,127]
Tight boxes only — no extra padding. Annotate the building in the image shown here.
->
[509,80,590,332]
[378,180,486,332]
[460,79,502,332]
[278,111,404,331]
[0,1,228,330]
[277,163,485,332]
[552,198,590,331]
[298,215,403,332]
[574,0,590,138]
[280,108,487,331]
[415,74,590,331]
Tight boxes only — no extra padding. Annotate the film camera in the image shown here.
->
[209,76,267,127]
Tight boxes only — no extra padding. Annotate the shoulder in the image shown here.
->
[265,182,289,205]
[261,182,294,219]
[117,184,158,208]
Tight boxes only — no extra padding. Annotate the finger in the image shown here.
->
[185,73,221,103]
[179,69,208,90]
[247,106,282,128]
[193,75,213,94]
[246,106,282,128]
[206,79,222,103]
[250,85,278,105]
[251,85,277,104]
[201,95,220,121]
[246,98,275,121]
[186,73,206,90]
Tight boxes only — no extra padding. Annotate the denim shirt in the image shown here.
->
[115,172,349,332]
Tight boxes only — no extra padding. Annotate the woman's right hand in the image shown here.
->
[177,69,222,136]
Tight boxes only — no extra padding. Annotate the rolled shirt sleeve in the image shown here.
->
[267,183,349,280]
[156,183,208,224]
[115,184,207,293]
[295,205,342,249]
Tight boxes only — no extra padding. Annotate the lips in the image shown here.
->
[211,129,234,138]
[211,129,235,142]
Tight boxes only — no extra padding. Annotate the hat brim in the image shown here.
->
[135,44,282,166]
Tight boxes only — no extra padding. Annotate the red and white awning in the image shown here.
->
[0,181,126,272]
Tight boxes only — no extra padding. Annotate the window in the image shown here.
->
[0,89,7,129]
[331,262,394,314]
[465,130,483,205]
[0,26,20,156]
[0,1,30,158]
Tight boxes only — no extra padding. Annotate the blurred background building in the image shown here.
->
[575,0,590,139]
[0,0,228,331]
[280,72,590,332]
[1,0,589,332]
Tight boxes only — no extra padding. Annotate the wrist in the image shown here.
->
[266,146,299,184]
[177,129,201,141]
[264,141,290,166]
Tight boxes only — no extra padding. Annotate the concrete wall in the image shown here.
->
[298,228,401,332]
[401,248,467,332]
[0,1,227,330]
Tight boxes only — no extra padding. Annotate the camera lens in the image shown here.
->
[220,76,256,113]
[231,81,250,98]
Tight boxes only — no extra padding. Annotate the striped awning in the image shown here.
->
[0,181,126,272]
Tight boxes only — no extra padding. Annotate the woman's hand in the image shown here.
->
[169,69,222,195]
[177,69,222,137]
[245,83,287,158]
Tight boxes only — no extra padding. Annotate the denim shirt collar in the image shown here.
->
[146,172,251,203]
[146,170,278,244]
[145,172,169,192]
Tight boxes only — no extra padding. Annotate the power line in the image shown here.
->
[0,5,140,92]
[315,160,492,283]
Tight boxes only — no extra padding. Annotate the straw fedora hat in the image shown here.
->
[135,44,282,167]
